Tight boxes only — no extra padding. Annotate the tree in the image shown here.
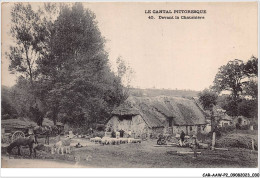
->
[243,79,258,100]
[214,57,258,117]
[244,56,258,77]
[6,3,48,125]
[198,89,218,110]
[6,2,129,127]
[1,86,18,119]
[198,89,218,132]
[213,59,245,99]
[213,59,246,116]
[116,56,134,101]
[37,3,127,126]
[8,77,35,117]
[7,3,44,86]
[243,57,258,99]
[217,95,239,117]
[237,99,257,118]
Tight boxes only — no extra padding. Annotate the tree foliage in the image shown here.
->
[35,3,127,126]
[217,95,257,118]
[244,56,258,77]
[243,79,258,100]
[5,3,49,125]
[6,3,130,127]
[213,59,245,99]
[7,3,44,84]
[2,86,18,119]
[213,57,258,117]
[198,89,218,110]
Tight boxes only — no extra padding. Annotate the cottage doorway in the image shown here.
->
[197,125,201,134]
[168,127,173,135]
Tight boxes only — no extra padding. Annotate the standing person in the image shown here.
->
[33,126,40,144]
[180,130,185,146]
[128,130,132,138]
[44,126,50,145]
[192,135,198,158]
[89,128,93,134]
[28,125,34,136]
[119,129,125,138]
[116,130,120,139]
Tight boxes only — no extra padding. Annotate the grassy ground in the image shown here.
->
[70,141,258,168]
[216,130,258,149]
[2,137,258,168]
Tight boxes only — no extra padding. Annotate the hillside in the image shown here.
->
[129,88,199,98]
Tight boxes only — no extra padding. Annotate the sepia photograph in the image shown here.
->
[1,1,258,174]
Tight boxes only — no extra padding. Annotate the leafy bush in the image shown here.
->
[2,114,11,120]
[96,124,106,131]
[91,131,105,138]
[78,127,90,135]
[212,125,236,137]
[218,125,236,133]
[250,120,258,130]
[240,125,250,130]
[197,132,212,142]
[212,128,222,138]
[217,133,258,149]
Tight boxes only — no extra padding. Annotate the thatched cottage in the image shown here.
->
[106,96,208,138]
[233,116,251,126]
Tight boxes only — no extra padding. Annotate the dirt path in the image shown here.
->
[1,156,86,168]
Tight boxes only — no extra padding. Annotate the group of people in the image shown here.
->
[111,129,132,138]
[179,130,198,147]
[27,125,53,145]
[179,130,199,158]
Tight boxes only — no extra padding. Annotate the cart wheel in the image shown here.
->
[12,131,25,142]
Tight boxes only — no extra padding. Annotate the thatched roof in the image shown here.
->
[192,97,234,121]
[2,118,63,129]
[221,114,232,121]
[112,96,207,128]
[2,118,37,129]
[112,101,140,116]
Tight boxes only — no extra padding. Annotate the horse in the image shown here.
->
[7,135,37,158]
[33,126,52,145]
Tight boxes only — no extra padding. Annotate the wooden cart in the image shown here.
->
[1,119,37,144]
[1,126,30,143]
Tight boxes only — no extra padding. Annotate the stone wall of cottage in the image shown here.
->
[166,125,209,136]
[106,115,148,138]
[106,115,209,139]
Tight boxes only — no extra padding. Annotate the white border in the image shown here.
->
[1,168,260,177]
[1,0,259,177]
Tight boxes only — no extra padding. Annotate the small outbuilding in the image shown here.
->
[233,116,251,126]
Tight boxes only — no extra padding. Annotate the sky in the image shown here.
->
[1,2,258,91]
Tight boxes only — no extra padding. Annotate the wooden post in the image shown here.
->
[192,136,198,158]
[51,147,55,154]
[212,132,216,150]
[250,125,254,131]
[252,139,255,151]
